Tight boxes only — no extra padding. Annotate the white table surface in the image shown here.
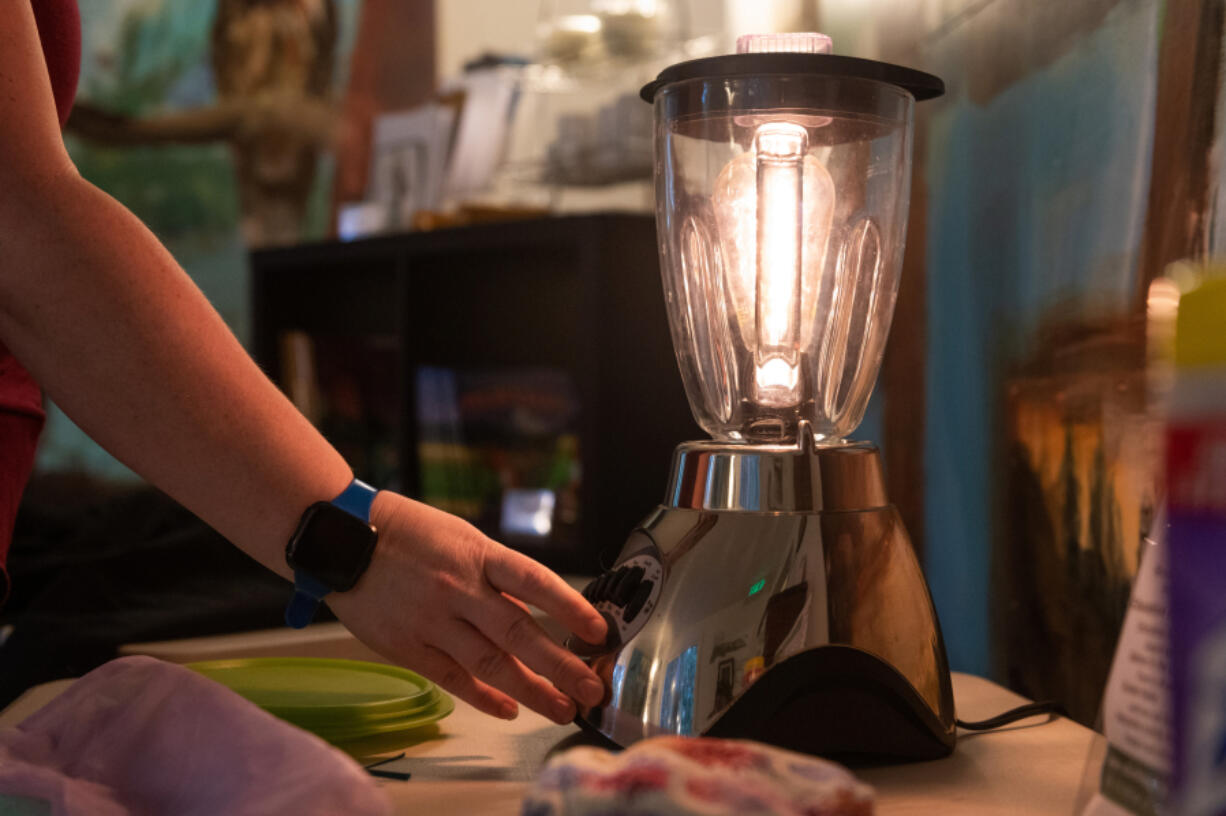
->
[1,668,1102,815]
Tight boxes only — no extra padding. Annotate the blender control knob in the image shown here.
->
[598,610,622,650]
[603,566,627,600]
[569,551,661,657]
[592,571,614,602]
[570,610,621,657]
[622,580,654,624]
[612,566,645,605]
[583,564,644,605]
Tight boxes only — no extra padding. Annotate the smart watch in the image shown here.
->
[284,479,379,629]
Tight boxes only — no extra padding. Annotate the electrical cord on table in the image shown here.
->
[955,700,1067,731]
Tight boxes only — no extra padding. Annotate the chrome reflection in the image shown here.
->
[668,435,888,512]
[579,442,954,752]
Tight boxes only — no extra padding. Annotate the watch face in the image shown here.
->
[287,502,378,591]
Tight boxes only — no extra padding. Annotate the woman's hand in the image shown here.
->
[327,492,609,725]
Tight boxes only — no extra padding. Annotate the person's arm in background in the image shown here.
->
[0,4,605,724]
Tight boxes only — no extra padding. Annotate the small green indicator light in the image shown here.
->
[748,578,766,596]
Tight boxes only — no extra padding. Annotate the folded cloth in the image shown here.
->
[523,735,874,816]
[0,655,390,816]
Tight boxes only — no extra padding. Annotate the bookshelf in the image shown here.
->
[250,214,699,574]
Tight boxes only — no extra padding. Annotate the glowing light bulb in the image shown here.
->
[713,122,835,410]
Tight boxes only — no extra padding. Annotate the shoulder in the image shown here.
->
[0,3,78,199]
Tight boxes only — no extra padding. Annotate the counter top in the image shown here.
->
[1,669,1102,815]
[370,671,1099,815]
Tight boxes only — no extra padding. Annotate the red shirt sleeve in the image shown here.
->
[30,0,81,128]
[0,1,82,604]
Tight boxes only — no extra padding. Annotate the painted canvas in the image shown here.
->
[35,0,362,479]
[823,0,1165,723]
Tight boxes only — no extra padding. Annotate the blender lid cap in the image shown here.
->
[640,52,945,103]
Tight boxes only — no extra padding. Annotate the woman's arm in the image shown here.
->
[0,3,605,723]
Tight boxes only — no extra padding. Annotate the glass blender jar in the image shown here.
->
[568,34,955,761]
[656,31,939,444]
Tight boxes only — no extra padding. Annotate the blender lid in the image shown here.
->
[640,52,945,103]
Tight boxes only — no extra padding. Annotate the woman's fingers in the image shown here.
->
[412,643,519,721]
[442,620,578,724]
[502,594,532,616]
[484,549,607,645]
[472,593,605,708]
[334,493,612,725]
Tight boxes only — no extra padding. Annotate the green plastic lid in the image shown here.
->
[189,657,455,756]
[188,658,437,721]
[311,695,456,742]
[282,693,441,726]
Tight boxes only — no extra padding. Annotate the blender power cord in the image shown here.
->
[955,700,1067,731]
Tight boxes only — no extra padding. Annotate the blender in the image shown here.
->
[567,33,954,761]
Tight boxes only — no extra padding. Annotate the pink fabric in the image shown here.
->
[525,735,875,815]
[0,656,391,816]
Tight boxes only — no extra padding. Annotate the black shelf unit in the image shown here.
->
[250,214,699,573]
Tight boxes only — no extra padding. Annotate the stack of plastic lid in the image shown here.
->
[189,657,454,755]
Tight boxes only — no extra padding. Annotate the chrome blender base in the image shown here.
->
[569,441,956,762]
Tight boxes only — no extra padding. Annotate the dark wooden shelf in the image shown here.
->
[250,214,699,573]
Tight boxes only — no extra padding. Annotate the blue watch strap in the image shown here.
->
[286,569,333,629]
[285,479,379,629]
[331,478,377,520]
